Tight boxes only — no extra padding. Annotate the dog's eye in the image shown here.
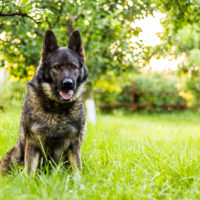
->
[71,65,77,70]
[53,65,61,70]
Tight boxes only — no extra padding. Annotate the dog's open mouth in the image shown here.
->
[59,90,74,100]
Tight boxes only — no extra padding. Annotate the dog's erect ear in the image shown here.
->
[42,30,59,56]
[68,31,85,59]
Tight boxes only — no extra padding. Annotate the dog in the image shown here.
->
[0,29,88,175]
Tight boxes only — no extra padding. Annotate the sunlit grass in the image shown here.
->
[1,107,200,199]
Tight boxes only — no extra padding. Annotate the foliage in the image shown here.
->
[0,0,155,86]
[175,24,200,53]
[2,108,200,199]
[172,24,200,105]
[152,0,200,52]
[0,0,51,24]
[134,73,184,106]
[1,0,200,94]
[94,73,185,111]
[147,0,200,105]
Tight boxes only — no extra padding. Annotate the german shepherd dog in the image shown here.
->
[0,30,88,175]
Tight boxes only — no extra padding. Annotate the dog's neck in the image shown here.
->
[27,81,82,115]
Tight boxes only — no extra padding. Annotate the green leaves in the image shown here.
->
[0,0,155,84]
[1,0,199,91]
[20,0,30,6]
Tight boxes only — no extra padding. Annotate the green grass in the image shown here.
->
[1,108,200,199]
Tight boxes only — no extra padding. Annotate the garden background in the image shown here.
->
[0,0,200,199]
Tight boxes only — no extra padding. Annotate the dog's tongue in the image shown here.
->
[59,90,74,100]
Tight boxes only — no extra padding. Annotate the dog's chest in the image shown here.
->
[30,114,79,139]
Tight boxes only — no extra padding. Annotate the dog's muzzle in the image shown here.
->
[59,78,74,100]
[62,78,73,90]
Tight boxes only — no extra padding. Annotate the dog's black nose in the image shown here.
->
[62,78,73,89]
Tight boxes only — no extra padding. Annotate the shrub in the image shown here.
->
[94,73,185,111]
[133,73,184,105]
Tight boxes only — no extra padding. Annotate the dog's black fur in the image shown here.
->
[0,30,88,175]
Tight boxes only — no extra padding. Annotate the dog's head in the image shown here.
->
[36,30,88,103]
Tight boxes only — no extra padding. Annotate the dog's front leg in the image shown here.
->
[67,140,82,171]
[24,139,40,173]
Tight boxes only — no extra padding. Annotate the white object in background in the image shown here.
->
[0,68,5,83]
[85,98,96,125]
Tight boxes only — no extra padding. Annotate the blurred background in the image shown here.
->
[0,0,200,115]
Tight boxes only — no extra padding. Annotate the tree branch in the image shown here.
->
[51,4,64,28]
[0,12,42,24]
[66,13,84,37]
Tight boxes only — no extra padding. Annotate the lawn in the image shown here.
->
[1,107,200,199]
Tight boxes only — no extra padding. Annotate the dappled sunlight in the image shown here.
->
[131,12,164,47]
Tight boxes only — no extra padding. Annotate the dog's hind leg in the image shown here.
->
[0,140,23,175]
